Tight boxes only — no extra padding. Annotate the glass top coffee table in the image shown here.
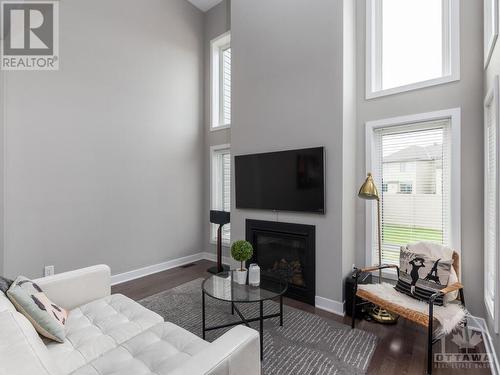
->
[201,271,288,359]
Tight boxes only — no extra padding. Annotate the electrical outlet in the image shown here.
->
[44,265,55,277]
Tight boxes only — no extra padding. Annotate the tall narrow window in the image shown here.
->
[366,0,460,98]
[222,47,231,125]
[484,77,499,333]
[211,32,231,130]
[211,145,231,244]
[366,109,460,269]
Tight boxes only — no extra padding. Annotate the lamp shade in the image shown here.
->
[358,173,379,200]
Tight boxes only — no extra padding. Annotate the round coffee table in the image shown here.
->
[201,271,288,359]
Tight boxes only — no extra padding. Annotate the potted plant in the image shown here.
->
[230,240,254,285]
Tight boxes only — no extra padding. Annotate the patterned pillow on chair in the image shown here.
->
[7,276,68,342]
[395,246,452,306]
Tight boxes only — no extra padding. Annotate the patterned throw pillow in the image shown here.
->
[395,247,452,306]
[7,276,68,342]
[0,276,13,293]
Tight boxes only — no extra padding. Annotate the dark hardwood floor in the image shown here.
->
[112,260,492,375]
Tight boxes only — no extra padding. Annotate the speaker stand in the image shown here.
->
[208,224,230,274]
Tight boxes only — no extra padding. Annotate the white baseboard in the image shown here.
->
[111,253,204,285]
[315,296,345,317]
[112,252,347,319]
[202,251,239,268]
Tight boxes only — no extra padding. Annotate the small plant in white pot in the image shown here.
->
[230,240,254,285]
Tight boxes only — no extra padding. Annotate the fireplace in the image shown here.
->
[246,219,315,305]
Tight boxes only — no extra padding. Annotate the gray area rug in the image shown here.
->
[139,279,377,375]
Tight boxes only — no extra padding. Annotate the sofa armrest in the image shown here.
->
[33,265,111,310]
[170,326,261,375]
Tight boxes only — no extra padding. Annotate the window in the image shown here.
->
[366,109,461,270]
[210,32,231,130]
[211,145,231,244]
[366,0,460,99]
[484,76,499,333]
[484,0,499,68]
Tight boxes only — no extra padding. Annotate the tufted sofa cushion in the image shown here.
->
[0,291,16,313]
[70,322,209,375]
[46,294,163,374]
[0,310,62,375]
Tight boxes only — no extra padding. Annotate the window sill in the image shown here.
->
[366,74,460,100]
[210,124,231,132]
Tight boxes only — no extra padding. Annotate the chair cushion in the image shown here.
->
[7,276,68,342]
[46,294,163,374]
[70,322,209,375]
[357,283,466,334]
[0,310,62,375]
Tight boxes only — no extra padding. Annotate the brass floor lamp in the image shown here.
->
[358,173,398,324]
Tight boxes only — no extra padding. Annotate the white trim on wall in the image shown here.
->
[111,253,346,317]
[110,253,204,285]
[315,296,345,317]
[484,76,500,334]
[365,0,460,99]
[365,108,462,273]
[484,0,499,69]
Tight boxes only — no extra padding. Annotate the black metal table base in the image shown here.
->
[202,291,284,360]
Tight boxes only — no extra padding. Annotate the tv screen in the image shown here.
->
[235,147,325,213]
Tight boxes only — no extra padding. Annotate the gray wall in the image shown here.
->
[2,0,205,278]
[231,0,346,303]
[0,69,4,276]
[484,0,500,356]
[204,0,231,257]
[341,0,358,290]
[354,0,485,318]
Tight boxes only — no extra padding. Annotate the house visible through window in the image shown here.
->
[211,32,231,130]
[369,116,456,266]
[366,0,460,98]
[399,183,413,194]
[211,145,231,244]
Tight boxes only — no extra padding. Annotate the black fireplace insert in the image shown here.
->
[246,219,316,305]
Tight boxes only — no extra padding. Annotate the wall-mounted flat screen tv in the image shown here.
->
[235,147,325,213]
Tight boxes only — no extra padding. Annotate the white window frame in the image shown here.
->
[210,32,231,131]
[365,108,461,279]
[484,0,499,68]
[210,144,231,245]
[366,0,460,99]
[484,76,500,333]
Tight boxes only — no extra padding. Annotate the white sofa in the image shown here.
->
[0,265,261,375]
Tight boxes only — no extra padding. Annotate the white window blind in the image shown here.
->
[211,147,231,244]
[372,121,452,265]
[484,80,499,327]
[485,102,497,316]
[221,47,231,125]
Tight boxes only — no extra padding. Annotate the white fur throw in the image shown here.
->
[359,283,467,335]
